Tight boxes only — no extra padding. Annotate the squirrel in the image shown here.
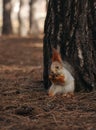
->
[48,48,75,97]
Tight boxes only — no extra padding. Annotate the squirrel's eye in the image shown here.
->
[56,66,59,69]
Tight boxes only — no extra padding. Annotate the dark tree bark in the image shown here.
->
[2,0,12,35]
[43,0,96,91]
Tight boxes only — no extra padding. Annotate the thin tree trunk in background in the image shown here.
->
[18,0,29,36]
[29,0,37,34]
[43,0,96,91]
[18,0,22,35]
[29,0,32,32]
[2,0,12,35]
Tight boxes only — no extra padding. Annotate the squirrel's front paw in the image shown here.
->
[48,91,55,97]
[48,88,55,97]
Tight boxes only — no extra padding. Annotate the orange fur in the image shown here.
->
[49,74,65,84]
[52,48,62,63]
[55,75,65,83]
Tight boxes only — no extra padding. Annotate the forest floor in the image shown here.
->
[0,36,96,130]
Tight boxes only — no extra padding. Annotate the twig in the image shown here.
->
[51,113,59,126]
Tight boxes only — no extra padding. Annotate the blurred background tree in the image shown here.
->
[18,0,30,36]
[0,0,47,36]
[2,0,12,35]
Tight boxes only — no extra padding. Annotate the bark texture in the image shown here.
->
[43,0,96,91]
[2,0,12,35]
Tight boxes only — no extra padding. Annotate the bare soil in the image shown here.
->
[0,36,96,130]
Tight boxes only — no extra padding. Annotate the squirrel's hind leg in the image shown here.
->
[48,85,62,97]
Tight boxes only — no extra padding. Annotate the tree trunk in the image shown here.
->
[43,0,96,91]
[2,0,12,35]
[29,0,36,34]
[18,0,29,36]
[29,0,34,33]
[18,0,22,35]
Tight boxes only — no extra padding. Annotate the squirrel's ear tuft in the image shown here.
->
[52,48,62,63]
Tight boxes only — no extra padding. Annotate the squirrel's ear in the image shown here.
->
[52,48,62,63]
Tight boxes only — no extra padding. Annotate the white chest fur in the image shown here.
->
[48,66,75,96]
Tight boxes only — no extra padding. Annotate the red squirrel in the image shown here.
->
[48,48,75,97]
